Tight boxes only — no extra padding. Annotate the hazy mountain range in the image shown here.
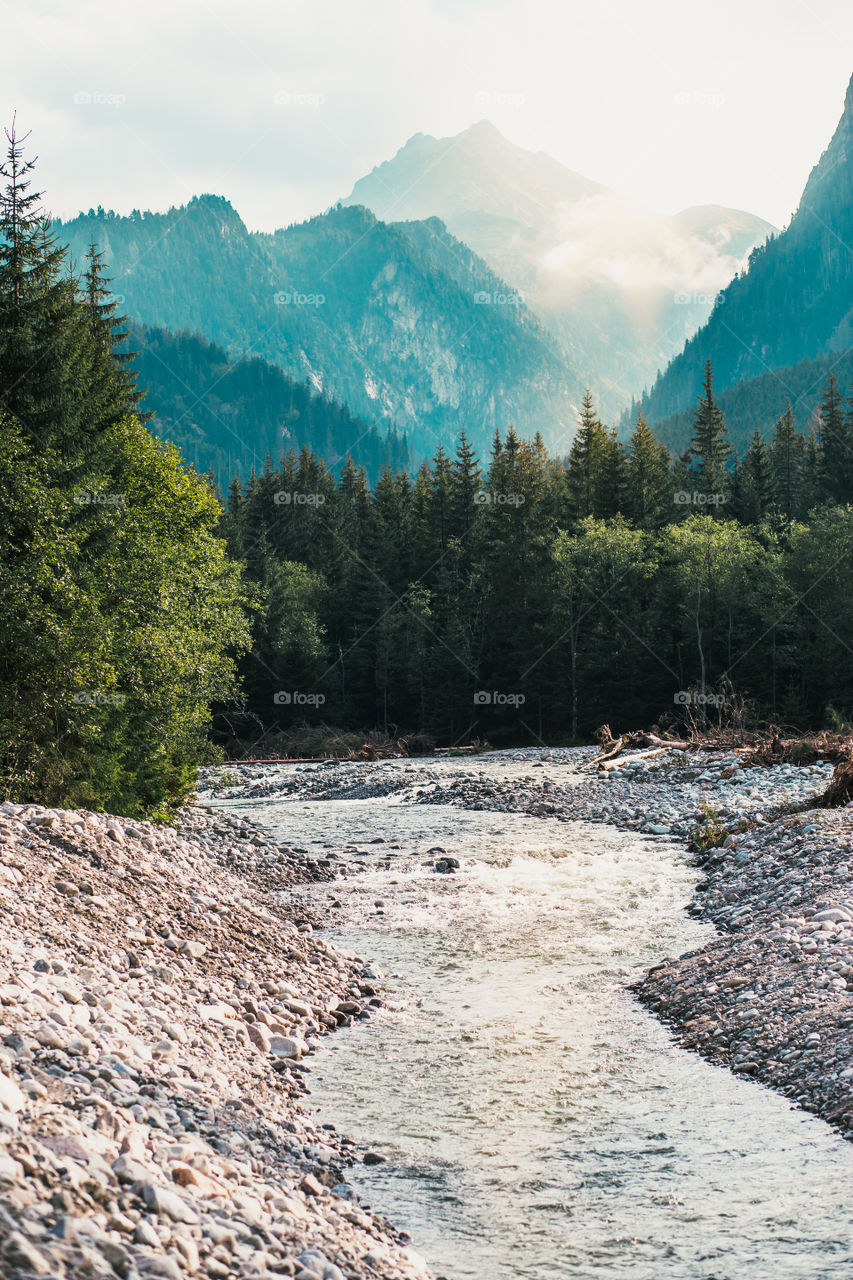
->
[56,77,853,480]
[59,199,582,462]
[342,121,775,417]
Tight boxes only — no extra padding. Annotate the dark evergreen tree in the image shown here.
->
[769,402,803,524]
[688,359,732,503]
[450,429,481,541]
[627,412,673,527]
[818,372,850,503]
[0,120,90,460]
[733,429,776,524]
[566,391,609,521]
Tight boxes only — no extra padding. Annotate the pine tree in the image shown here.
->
[817,372,853,503]
[769,403,803,525]
[688,359,732,504]
[431,446,453,553]
[0,119,89,459]
[597,429,629,517]
[801,429,822,515]
[450,429,481,541]
[82,239,147,433]
[566,390,608,521]
[733,430,775,524]
[627,412,673,527]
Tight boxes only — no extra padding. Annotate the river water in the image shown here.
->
[219,759,853,1279]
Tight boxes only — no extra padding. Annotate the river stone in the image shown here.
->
[112,1154,153,1183]
[142,1182,199,1224]
[246,1022,272,1053]
[297,1250,346,1280]
[0,1071,25,1113]
[134,1219,161,1248]
[2,1231,51,1275]
[269,1034,306,1059]
[136,1256,183,1280]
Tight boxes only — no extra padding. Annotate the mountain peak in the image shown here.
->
[458,119,506,143]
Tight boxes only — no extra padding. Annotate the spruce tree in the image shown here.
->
[688,359,732,504]
[818,373,850,502]
[82,239,147,433]
[627,411,673,527]
[733,430,775,524]
[595,429,629,517]
[769,403,803,525]
[450,429,481,543]
[566,390,608,521]
[0,120,89,459]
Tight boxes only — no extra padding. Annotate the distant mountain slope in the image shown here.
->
[646,349,853,455]
[342,123,774,417]
[636,72,853,433]
[128,323,411,484]
[59,198,583,456]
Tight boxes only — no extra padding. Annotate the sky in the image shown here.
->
[4,0,853,233]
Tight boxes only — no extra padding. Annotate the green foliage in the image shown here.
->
[223,368,853,746]
[690,800,730,854]
[0,124,250,814]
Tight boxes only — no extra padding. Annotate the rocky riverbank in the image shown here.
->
[202,747,853,1146]
[6,747,852,1279]
[0,799,429,1280]
[633,801,853,1141]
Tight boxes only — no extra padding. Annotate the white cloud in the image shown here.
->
[2,0,852,230]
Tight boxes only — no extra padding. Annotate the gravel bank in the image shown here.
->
[202,748,853,1146]
[0,799,429,1280]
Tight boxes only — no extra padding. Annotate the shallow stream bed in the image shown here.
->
[219,760,853,1279]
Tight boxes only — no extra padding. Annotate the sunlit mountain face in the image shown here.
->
[343,121,775,417]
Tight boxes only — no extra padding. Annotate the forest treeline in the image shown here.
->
[223,362,853,747]
[4,120,853,815]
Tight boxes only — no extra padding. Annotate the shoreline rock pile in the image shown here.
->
[0,799,429,1280]
[633,803,853,1139]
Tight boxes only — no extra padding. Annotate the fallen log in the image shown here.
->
[599,746,671,772]
[588,730,690,769]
